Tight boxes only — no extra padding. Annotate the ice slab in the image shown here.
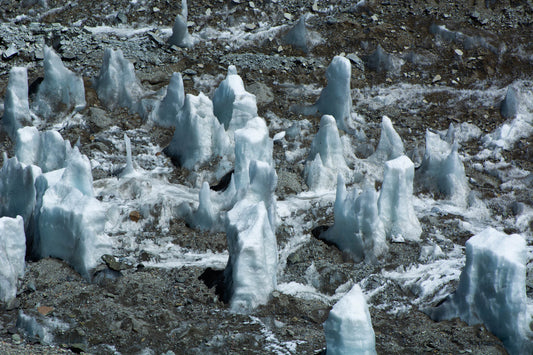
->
[304,115,349,191]
[15,126,71,173]
[428,228,531,355]
[324,283,377,355]
[33,46,86,118]
[378,155,421,241]
[315,56,352,132]
[2,67,30,139]
[223,160,278,313]
[165,93,230,170]
[0,216,26,305]
[0,156,40,232]
[224,198,277,313]
[234,116,273,191]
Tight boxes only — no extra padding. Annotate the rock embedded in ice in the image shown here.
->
[150,72,185,127]
[0,155,40,232]
[378,155,421,241]
[0,216,26,305]
[315,56,352,132]
[324,283,377,355]
[283,17,308,52]
[2,67,30,139]
[370,116,404,162]
[224,161,278,313]
[94,48,144,112]
[168,0,194,48]
[212,65,258,131]
[165,93,230,170]
[234,116,273,191]
[15,126,71,173]
[428,228,531,355]
[500,86,518,118]
[33,46,86,118]
[321,175,387,263]
[304,115,349,191]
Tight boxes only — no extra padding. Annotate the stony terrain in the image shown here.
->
[0,0,532,354]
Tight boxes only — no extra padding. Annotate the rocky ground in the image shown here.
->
[0,0,532,354]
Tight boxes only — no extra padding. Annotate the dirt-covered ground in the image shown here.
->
[0,0,532,354]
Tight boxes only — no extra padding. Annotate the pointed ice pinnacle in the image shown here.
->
[120,134,135,178]
[0,216,26,306]
[304,115,349,191]
[321,175,387,263]
[378,155,421,242]
[94,48,144,112]
[371,116,405,162]
[324,283,377,355]
[315,56,352,132]
[190,181,216,231]
[213,65,258,131]
[165,93,230,170]
[33,46,86,118]
[428,228,531,355]
[283,17,308,52]
[168,0,194,48]
[500,86,518,119]
[417,130,469,204]
[366,44,393,72]
[2,67,30,139]
[150,72,185,127]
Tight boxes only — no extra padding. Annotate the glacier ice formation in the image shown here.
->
[168,0,194,48]
[94,48,144,113]
[224,160,278,313]
[212,65,258,132]
[324,283,377,355]
[370,116,405,162]
[321,175,388,263]
[165,93,230,170]
[500,86,518,119]
[315,56,352,132]
[149,72,185,127]
[0,216,26,305]
[36,147,110,280]
[304,115,349,191]
[2,67,30,139]
[283,17,308,52]
[33,46,86,118]
[15,126,71,173]
[416,129,469,204]
[378,155,422,241]
[428,228,532,355]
